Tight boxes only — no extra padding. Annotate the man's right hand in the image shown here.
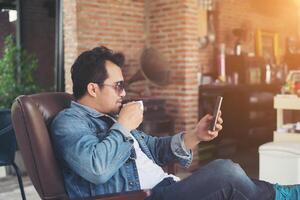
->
[118,102,143,132]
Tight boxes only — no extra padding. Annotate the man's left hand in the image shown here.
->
[183,111,223,150]
[195,111,223,142]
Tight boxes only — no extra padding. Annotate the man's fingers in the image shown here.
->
[217,117,223,124]
[215,124,222,131]
[208,124,222,135]
[208,131,218,138]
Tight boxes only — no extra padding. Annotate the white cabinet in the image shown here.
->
[273,95,300,142]
[259,95,300,184]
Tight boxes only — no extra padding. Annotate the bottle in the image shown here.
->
[234,41,242,56]
[217,43,226,82]
[265,64,271,84]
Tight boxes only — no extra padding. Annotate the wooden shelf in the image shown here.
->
[273,131,300,142]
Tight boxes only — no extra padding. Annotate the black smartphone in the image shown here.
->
[209,96,223,131]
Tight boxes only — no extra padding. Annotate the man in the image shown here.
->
[51,46,299,200]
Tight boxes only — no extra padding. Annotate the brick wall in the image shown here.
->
[78,0,145,83]
[64,0,145,94]
[146,0,199,132]
[146,0,201,171]
[64,0,79,93]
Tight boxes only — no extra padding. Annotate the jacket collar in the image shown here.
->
[71,101,109,118]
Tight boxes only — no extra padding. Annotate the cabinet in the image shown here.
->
[199,84,281,148]
[273,95,300,142]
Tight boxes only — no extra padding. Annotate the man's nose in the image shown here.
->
[120,89,126,97]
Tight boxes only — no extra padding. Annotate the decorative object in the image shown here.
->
[126,47,170,96]
[255,29,279,63]
[283,70,300,95]
[197,0,216,48]
[232,28,245,55]
[217,43,226,82]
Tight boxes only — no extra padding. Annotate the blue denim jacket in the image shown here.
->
[50,101,193,199]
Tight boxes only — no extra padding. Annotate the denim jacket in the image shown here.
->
[50,101,193,199]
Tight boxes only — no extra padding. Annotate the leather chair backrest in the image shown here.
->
[11,92,74,200]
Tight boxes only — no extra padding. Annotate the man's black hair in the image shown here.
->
[71,46,125,99]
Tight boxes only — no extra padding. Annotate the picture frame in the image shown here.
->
[255,29,279,63]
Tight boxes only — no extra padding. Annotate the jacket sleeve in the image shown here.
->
[50,114,133,185]
[137,130,193,168]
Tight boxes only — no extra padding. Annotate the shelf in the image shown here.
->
[274,95,300,110]
[273,131,300,142]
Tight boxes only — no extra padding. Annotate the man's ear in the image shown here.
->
[86,83,98,98]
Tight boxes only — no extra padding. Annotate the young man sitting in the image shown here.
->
[51,46,299,200]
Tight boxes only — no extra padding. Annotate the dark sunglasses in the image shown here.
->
[95,81,125,94]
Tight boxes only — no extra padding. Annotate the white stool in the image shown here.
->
[259,142,300,185]
[0,166,6,178]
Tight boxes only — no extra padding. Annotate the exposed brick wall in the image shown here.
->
[77,0,145,82]
[145,0,201,171]
[64,0,79,93]
[65,1,150,93]
[146,0,199,132]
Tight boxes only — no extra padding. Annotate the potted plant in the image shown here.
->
[0,34,41,109]
[0,34,41,176]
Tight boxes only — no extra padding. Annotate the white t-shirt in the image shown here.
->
[130,134,180,189]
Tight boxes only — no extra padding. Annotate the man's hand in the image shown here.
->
[118,102,143,132]
[183,111,223,150]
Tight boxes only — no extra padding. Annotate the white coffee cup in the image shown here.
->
[137,100,143,111]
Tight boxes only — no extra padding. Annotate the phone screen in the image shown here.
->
[209,96,223,131]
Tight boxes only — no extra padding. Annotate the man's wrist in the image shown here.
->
[111,122,131,138]
[183,130,201,150]
[171,132,192,156]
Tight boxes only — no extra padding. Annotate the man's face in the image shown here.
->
[95,61,126,114]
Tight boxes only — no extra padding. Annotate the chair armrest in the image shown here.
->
[78,190,150,200]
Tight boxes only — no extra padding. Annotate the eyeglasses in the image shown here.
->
[95,81,125,95]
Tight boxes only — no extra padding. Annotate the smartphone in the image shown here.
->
[209,96,223,131]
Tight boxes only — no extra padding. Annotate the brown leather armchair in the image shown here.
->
[11,92,149,200]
